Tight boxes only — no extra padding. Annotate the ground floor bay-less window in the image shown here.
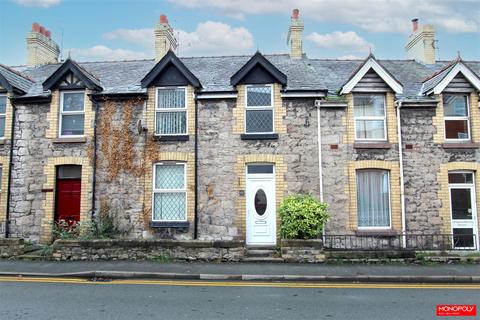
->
[152,163,187,221]
[356,169,391,228]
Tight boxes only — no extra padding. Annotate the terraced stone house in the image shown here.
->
[1,11,479,250]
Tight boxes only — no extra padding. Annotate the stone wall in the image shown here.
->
[51,239,245,261]
[0,238,24,258]
[281,239,325,263]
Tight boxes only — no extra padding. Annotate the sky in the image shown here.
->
[0,0,479,66]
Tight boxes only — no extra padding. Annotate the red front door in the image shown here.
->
[55,179,81,223]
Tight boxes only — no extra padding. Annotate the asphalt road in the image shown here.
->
[0,278,478,320]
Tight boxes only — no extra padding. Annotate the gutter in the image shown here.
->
[4,95,16,238]
[194,93,199,239]
[396,100,407,248]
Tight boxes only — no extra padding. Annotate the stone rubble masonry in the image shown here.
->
[232,84,286,135]
[281,239,325,263]
[0,238,24,258]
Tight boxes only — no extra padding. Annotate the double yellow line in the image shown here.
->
[0,276,479,290]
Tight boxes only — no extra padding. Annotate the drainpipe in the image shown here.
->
[396,100,407,248]
[4,95,16,238]
[316,104,324,202]
[193,94,199,239]
[90,97,99,220]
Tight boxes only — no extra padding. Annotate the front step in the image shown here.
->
[242,257,284,263]
[243,246,283,262]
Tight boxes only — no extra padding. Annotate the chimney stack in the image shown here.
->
[287,9,304,59]
[405,18,436,65]
[154,14,178,61]
[26,22,60,67]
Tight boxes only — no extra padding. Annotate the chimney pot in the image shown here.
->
[411,18,419,32]
[45,30,51,38]
[292,9,299,20]
[39,26,46,35]
[160,14,169,24]
[32,23,41,32]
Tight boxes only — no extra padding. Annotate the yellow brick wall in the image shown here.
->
[437,162,480,235]
[40,157,92,243]
[433,93,480,144]
[146,86,195,136]
[343,92,397,144]
[46,89,94,139]
[0,156,10,228]
[143,152,195,226]
[345,160,402,231]
[232,84,286,134]
[233,154,287,240]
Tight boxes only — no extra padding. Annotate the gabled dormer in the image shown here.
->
[424,58,480,146]
[341,54,403,146]
[42,58,102,142]
[230,51,287,140]
[141,50,200,141]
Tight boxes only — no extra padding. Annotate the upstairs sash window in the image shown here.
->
[60,91,85,137]
[245,85,274,134]
[155,88,187,135]
[443,95,470,141]
[354,95,387,141]
[0,95,6,138]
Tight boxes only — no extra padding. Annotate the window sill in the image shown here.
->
[442,143,480,149]
[241,133,278,140]
[150,221,190,228]
[354,142,391,149]
[355,229,398,237]
[52,137,87,144]
[153,135,189,142]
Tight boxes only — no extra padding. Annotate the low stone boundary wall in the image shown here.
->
[0,238,25,258]
[52,239,245,262]
[281,239,325,263]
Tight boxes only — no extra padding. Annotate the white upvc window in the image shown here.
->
[245,84,274,134]
[152,163,187,222]
[59,91,85,137]
[353,94,387,141]
[155,87,187,136]
[0,95,6,138]
[443,94,470,141]
[356,169,392,229]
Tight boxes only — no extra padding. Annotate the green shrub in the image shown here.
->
[278,193,329,239]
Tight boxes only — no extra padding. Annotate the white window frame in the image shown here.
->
[356,169,392,230]
[444,94,471,142]
[152,162,187,222]
[59,90,85,138]
[0,94,6,138]
[154,87,188,136]
[353,94,387,142]
[244,84,274,134]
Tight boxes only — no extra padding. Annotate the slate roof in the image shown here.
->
[8,54,480,99]
[0,63,34,93]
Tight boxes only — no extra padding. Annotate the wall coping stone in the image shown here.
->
[281,239,324,248]
[52,239,245,249]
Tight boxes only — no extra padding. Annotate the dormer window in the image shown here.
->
[354,94,387,141]
[59,91,85,137]
[444,94,470,141]
[0,95,6,138]
[155,87,187,136]
[245,85,274,134]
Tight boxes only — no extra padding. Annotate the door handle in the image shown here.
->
[255,221,267,224]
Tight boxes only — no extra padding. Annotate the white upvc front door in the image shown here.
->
[449,172,478,250]
[246,164,276,246]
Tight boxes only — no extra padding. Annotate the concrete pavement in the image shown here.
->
[0,260,479,283]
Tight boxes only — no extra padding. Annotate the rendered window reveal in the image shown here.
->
[155,88,187,135]
[0,95,6,138]
[245,85,274,133]
[443,95,470,141]
[356,169,391,228]
[153,163,187,221]
[354,95,387,141]
[59,91,85,136]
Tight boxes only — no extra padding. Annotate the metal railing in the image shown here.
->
[323,233,478,251]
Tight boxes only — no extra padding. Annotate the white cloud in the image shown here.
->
[69,45,149,61]
[168,0,479,33]
[177,21,253,55]
[306,31,372,52]
[13,0,61,8]
[100,21,254,57]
